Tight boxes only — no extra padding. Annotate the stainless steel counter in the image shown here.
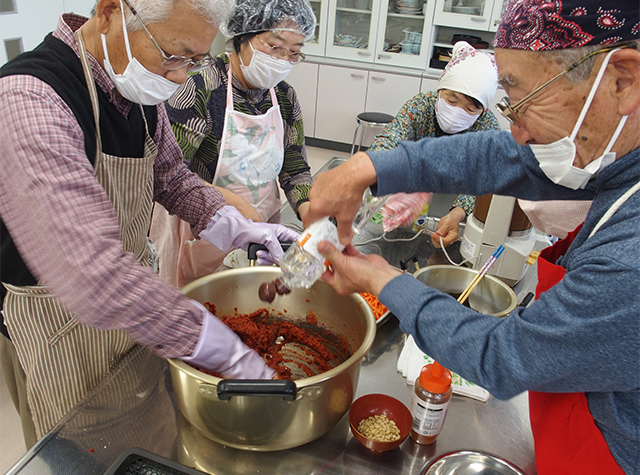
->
[6,157,540,475]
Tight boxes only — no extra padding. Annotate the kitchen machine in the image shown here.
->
[460,194,537,286]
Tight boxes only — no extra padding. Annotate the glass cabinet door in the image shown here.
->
[489,0,507,32]
[432,0,496,31]
[303,0,330,57]
[325,0,382,63]
[374,0,432,68]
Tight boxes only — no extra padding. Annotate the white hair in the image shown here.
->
[541,40,639,83]
[92,0,234,30]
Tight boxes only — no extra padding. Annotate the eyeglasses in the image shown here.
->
[121,0,212,72]
[495,46,630,127]
[255,35,306,64]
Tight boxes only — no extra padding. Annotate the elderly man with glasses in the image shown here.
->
[306,1,640,473]
[0,0,300,447]
[150,0,317,288]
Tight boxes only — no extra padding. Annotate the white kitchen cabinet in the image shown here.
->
[303,0,330,57]
[315,65,368,143]
[365,71,421,114]
[432,0,505,31]
[373,0,436,69]
[324,0,383,63]
[315,64,420,144]
[285,62,320,137]
[420,76,438,93]
[488,0,508,32]
[323,0,435,69]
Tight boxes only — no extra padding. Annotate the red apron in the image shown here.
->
[530,223,624,474]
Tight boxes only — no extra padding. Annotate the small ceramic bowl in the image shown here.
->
[348,394,412,452]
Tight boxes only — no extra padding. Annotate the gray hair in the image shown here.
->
[92,0,234,30]
[540,40,639,83]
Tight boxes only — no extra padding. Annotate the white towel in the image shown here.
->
[398,335,490,402]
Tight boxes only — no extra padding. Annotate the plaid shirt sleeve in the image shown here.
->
[0,74,208,360]
[153,102,226,236]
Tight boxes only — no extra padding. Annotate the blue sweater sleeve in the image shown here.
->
[367,130,594,202]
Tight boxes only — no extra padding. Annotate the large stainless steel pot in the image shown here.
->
[413,265,517,317]
[168,267,376,451]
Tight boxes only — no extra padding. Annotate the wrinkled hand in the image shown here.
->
[200,206,299,265]
[317,241,401,296]
[431,207,466,248]
[307,152,378,245]
[180,301,274,379]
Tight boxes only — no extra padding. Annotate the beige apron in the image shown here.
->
[151,58,283,288]
[1,30,157,438]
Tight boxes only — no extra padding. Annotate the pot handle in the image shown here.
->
[217,379,297,401]
[400,253,420,273]
[247,242,293,266]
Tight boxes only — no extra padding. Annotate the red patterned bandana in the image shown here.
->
[493,0,640,50]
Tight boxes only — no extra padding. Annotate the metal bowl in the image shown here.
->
[412,265,517,317]
[423,450,526,475]
[348,393,412,452]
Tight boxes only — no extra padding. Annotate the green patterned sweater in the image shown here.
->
[165,54,312,216]
[368,91,501,216]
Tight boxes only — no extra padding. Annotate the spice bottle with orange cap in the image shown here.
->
[409,361,452,444]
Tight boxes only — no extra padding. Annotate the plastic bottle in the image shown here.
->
[409,362,452,444]
[278,189,387,290]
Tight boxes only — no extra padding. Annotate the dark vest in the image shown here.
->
[0,33,158,338]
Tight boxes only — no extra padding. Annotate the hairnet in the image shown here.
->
[220,0,317,40]
[494,0,639,50]
[437,41,498,109]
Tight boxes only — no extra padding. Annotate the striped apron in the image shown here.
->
[1,30,157,438]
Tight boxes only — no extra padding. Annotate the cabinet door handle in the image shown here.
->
[371,76,386,82]
[378,53,392,60]
[471,16,487,22]
[350,73,366,79]
[357,51,372,56]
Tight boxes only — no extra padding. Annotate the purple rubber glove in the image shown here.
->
[200,206,299,265]
[180,301,275,379]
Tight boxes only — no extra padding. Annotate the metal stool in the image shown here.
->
[350,112,395,155]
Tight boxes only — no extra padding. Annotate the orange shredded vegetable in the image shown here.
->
[359,292,389,321]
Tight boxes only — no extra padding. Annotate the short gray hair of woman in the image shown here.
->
[92,0,234,30]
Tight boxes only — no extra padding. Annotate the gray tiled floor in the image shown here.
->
[0,145,346,475]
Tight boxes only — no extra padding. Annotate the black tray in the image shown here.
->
[104,448,207,475]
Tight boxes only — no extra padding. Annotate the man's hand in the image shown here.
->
[307,152,378,245]
[317,241,401,296]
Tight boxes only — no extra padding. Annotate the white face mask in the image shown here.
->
[101,1,180,105]
[435,95,481,134]
[240,41,294,90]
[529,49,628,190]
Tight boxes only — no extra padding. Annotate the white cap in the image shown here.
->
[437,41,498,109]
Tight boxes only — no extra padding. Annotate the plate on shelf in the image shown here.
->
[450,5,481,14]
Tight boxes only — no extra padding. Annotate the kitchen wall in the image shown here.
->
[0,1,94,66]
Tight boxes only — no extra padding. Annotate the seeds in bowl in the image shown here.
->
[357,414,401,442]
